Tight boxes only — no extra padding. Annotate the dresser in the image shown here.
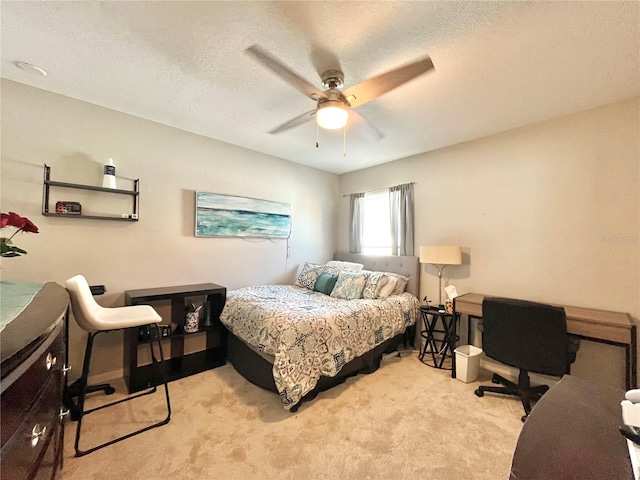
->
[1,282,69,480]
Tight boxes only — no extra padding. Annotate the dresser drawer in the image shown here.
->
[1,320,65,480]
[1,283,68,480]
[1,326,63,449]
[1,371,63,480]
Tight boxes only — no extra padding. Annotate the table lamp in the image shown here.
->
[420,245,462,307]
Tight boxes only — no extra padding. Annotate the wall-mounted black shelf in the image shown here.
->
[41,212,137,221]
[44,179,138,196]
[42,164,140,221]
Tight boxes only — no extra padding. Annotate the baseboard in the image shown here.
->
[480,357,561,387]
[86,368,123,386]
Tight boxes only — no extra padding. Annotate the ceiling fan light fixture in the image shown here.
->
[316,100,349,129]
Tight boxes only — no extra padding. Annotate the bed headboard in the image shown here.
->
[333,252,420,298]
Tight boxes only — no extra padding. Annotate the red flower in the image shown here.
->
[1,212,39,233]
[21,217,39,233]
[1,212,39,257]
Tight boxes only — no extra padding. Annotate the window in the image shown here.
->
[362,190,392,255]
[349,183,413,256]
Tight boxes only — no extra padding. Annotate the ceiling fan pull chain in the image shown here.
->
[316,121,319,148]
[343,126,347,157]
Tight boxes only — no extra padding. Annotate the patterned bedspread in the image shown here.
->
[220,285,420,409]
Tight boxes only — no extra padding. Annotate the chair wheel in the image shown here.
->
[491,374,501,384]
[521,415,528,422]
[475,389,484,397]
[105,386,116,395]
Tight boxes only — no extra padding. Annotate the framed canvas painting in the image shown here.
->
[195,192,291,238]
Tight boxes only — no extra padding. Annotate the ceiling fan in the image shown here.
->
[245,45,435,141]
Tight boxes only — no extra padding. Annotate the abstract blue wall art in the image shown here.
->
[195,192,291,238]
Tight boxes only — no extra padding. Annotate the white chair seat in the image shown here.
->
[88,304,160,331]
[66,275,161,332]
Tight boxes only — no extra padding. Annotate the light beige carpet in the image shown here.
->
[60,350,524,479]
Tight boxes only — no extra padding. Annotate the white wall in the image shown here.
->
[1,80,338,379]
[3,79,638,389]
[338,97,640,389]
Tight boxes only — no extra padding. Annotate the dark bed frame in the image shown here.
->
[224,253,420,411]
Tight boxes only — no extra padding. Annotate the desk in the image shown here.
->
[454,293,637,389]
[509,375,633,479]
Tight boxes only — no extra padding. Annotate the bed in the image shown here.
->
[220,253,420,411]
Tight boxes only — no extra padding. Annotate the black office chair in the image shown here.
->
[474,297,579,422]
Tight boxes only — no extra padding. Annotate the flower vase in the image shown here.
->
[184,312,199,333]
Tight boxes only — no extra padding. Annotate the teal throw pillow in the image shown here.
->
[330,270,369,300]
[314,273,338,295]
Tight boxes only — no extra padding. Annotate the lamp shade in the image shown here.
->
[419,245,462,265]
[316,100,349,129]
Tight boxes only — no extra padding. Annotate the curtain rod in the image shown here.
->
[342,182,416,197]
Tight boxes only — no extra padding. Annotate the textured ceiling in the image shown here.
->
[1,1,638,174]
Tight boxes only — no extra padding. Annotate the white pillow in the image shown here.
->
[362,271,385,299]
[383,273,409,295]
[377,276,397,297]
[392,275,409,295]
[325,260,364,271]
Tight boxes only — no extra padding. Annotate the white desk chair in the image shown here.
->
[65,275,171,457]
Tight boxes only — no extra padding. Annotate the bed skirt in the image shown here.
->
[227,330,406,411]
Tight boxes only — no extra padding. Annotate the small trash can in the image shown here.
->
[454,345,483,383]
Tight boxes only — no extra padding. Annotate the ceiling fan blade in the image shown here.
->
[268,110,316,135]
[246,45,327,101]
[343,56,434,108]
[349,109,384,142]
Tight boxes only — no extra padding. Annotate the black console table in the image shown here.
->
[123,283,226,393]
[418,306,459,376]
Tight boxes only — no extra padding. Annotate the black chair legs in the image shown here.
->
[73,324,171,456]
[65,379,115,421]
[475,370,549,422]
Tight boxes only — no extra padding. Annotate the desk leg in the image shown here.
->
[629,325,637,390]
[450,314,459,379]
[466,315,482,346]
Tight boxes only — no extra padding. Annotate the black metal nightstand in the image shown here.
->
[418,306,459,377]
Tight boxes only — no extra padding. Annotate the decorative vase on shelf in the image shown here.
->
[184,312,199,333]
[183,302,202,334]
[200,301,214,328]
[102,158,116,189]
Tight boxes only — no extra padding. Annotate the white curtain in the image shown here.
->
[389,183,414,256]
[349,193,364,253]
